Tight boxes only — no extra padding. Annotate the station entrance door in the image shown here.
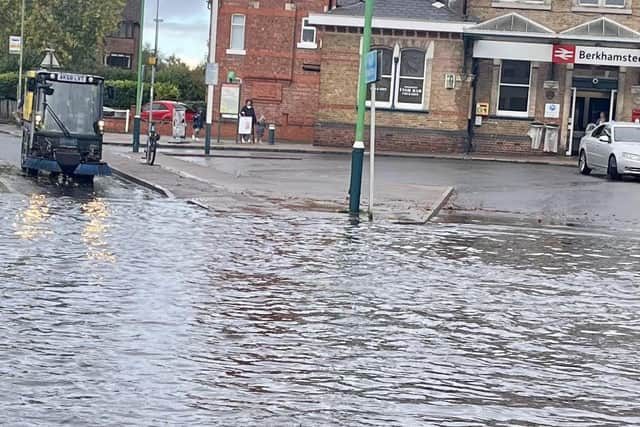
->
[566,76,618,156]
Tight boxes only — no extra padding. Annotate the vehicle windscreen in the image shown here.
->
[614,127,640,143]
[41,81,101,135]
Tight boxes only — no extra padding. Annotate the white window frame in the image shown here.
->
[395,48,428,111]
[104,53,132,69]
[227,14,246,55]
[578,0,625,7]
[366,48,393,109]
[365,47,428,111]
[497,60,531,118]
[297,18,317,49]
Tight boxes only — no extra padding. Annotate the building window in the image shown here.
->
[109,21,134,39]
[497,60,531,117]
[228,14,246,54]
[105,53,132,69]
[297,18,317,49]
[396,49,426,109]
[367,46,428,110]
[579,0,625,6]
[367,48,393,107]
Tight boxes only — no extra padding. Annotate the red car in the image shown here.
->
[140,101,195,123]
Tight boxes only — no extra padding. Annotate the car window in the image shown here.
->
[591,125,605,138]
[153,103,169,111]
[613,127,640,143]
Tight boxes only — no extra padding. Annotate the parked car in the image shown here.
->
[140,101,195,123]
[103,106,116,117]
[579,121,640,180]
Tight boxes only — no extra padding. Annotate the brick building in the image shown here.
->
[309,0,472,153]
[104,0,141,70]
[466,1,640,156]
[214,0,330,141]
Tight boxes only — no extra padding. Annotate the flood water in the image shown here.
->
[1,175,639,426]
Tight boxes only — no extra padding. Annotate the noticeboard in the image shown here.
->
[220,84,240,117]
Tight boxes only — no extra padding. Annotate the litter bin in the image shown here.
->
[268,124,276,145]
[527,122,545,150]
[544,124,559,153]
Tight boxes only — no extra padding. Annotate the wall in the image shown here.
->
[314,29,470,153]
[473,59,568,154]
[214,0,328,142]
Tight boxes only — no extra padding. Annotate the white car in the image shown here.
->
[578,121,640,180]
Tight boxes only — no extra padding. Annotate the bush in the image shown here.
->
[155,82,180,101]
[105,80,138,108]
[0,72,19,100]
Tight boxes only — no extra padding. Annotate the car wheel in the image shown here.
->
[608,155,621,181]
[579,151,591,175]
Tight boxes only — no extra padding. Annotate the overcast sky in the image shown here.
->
[142,0,210,67]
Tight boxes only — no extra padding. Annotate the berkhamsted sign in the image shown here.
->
[552,44,640,67]
[473,41,640,67]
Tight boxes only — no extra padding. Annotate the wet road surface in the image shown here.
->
[1,133,640,425]
[158,146,640,230]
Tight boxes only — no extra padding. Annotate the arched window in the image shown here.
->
[396,48,426,109]
[367,47,393,108]
[366,45,430,110]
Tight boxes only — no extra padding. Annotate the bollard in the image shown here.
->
[268,124,276,145]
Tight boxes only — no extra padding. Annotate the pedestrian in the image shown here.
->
[256,115,266,144]
[596,111,607,125]
[192,109,204,140]
[240,99,256,143]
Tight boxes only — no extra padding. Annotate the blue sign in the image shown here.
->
[365,51,378,84]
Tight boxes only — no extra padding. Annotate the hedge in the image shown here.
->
[0,72,18,100]
[105,80,180,109]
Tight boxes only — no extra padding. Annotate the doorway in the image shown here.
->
[567,89,617,156]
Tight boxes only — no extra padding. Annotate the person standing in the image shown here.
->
[596,111,607,125]
[192,109,204,140]
[240,99,257,143]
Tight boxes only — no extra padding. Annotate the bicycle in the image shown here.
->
[146,124,160,165]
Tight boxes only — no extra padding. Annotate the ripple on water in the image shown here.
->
[0,193,639,425]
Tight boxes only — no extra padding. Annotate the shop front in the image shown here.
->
[466,14,640,156]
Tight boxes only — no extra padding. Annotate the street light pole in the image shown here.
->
[148,0,161,141]
[205,0,219,155]
[349,0,375,215]
[16,0,25,103]
[132,0,146,153]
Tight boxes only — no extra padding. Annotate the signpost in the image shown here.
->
[348,0,375,216]
[365,50,379,221]
[9,36,21,54]
[205,0,220,155]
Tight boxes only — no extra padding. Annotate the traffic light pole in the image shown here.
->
[349,0,375,215]
[132,0,145,153]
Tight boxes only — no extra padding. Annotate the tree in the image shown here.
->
[157,55,206,102]
[0,0,126,73]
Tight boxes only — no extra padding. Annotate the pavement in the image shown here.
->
[100,131,578,167]
[0,124,576,166]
